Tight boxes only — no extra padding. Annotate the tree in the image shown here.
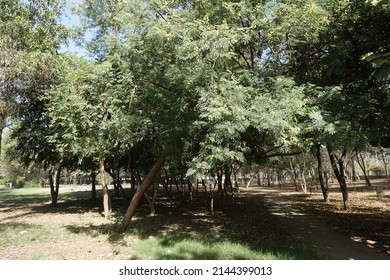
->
[287,0,390,209]
[45,55,138,218]
[0,0,69,205]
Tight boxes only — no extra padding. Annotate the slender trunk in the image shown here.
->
[163,179,171,197]
[289,160,299,191]
[246,174,255,189]
[48,170,55,205]
[351,155,357,182]
[144,183,158,216]
[122,152,167,229]
[257,172,262,187]
[187,177,193,201]
[116,165,124,195]
[91,171,97,201]
[224,166,232,193]
[107,168,120,197]
[201,179,207,193]
[327,145,350,210]
[217,171,223,197]
[356,152,372,188]
[210,178,217,214]
[380,151,390,185]
[300,170,307,193]
[49,161,62,207]
[0,127,3,158]
[99,160,112,220]
[174,177,180,194]
[316,143,329,202]
[130,174,136,194]
[267,172,271,187]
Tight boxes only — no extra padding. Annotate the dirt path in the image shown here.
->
[257,188,390,260]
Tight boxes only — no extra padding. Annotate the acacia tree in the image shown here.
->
[0,0,69,205]
[45,55,139,218]
[286,0,390,209]
[89,0,330,225]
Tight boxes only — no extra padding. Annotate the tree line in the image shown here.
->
[0,0,389,228]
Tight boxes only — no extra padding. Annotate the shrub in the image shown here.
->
[25,179,40,188]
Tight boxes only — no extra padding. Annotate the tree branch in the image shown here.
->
[265,151,302,158]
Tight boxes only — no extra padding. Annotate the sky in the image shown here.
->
[58,0,88,57]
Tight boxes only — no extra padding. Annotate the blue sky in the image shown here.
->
[59,0,88,57]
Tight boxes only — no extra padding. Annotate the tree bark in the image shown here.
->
[144,183,158,216]
[298,161,307,193]
[356,152,372,188]
[122,152,167,229]
[91,171,97,201]
[316,143,329,202]
[379,149,390,185]
[327,144,350,209]
[351,155,358,182]
[289,160,299,191]
[0,127,3,158]
[49,161,62,207]
[99,160,112,220]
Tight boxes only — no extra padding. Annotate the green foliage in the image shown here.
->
[25,179,40,189]
[129,234,317,260]
[3,0,389,207]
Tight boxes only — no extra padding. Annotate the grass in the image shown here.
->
[129,234,318,260]
[0,184,97,203]
[0,223,53,247]
[0,186,51,203]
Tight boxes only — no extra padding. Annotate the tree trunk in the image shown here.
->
[327,145,350,209]
[144,183,158,216]
[99,160,112,220]
[246,174,255,189]
[217,171,223,197]
[300,170,307,193]
[91,171,97,201]
[316,143,329,202]
[379,150,390,185]
[289,160,299,191]
[122,152,167,229]
[49,161,62,207]
[0,127,3,158]
[351,155,358,182]
[257,172,262,187]
[187,177,194,201]
[224,166,232,193]
[356,152,372,188]
[130,174,136,194]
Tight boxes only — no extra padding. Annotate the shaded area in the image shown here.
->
[260,187,390,260]
[129,234,317,260]
[63,191,317,259]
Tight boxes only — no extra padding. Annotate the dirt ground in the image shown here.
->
[0,180,389,260]
[256,183,390,259]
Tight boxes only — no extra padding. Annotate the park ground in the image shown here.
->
[0,179,389,260]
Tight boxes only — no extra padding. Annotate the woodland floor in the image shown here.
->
[0,179,389,260]
[256,180,390,259]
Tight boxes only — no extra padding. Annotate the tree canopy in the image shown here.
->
[1,0,389,223]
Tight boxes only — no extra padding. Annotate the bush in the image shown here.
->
[0,179,9,186]
[25,179,40,188]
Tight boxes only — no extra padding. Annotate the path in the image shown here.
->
[257,188,390,260]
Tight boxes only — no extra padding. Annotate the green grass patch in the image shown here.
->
[0,187,50,203]
[25,251,46,260]
[0,185,97,204]
[0,223,53,247]
[129,234,318,260]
